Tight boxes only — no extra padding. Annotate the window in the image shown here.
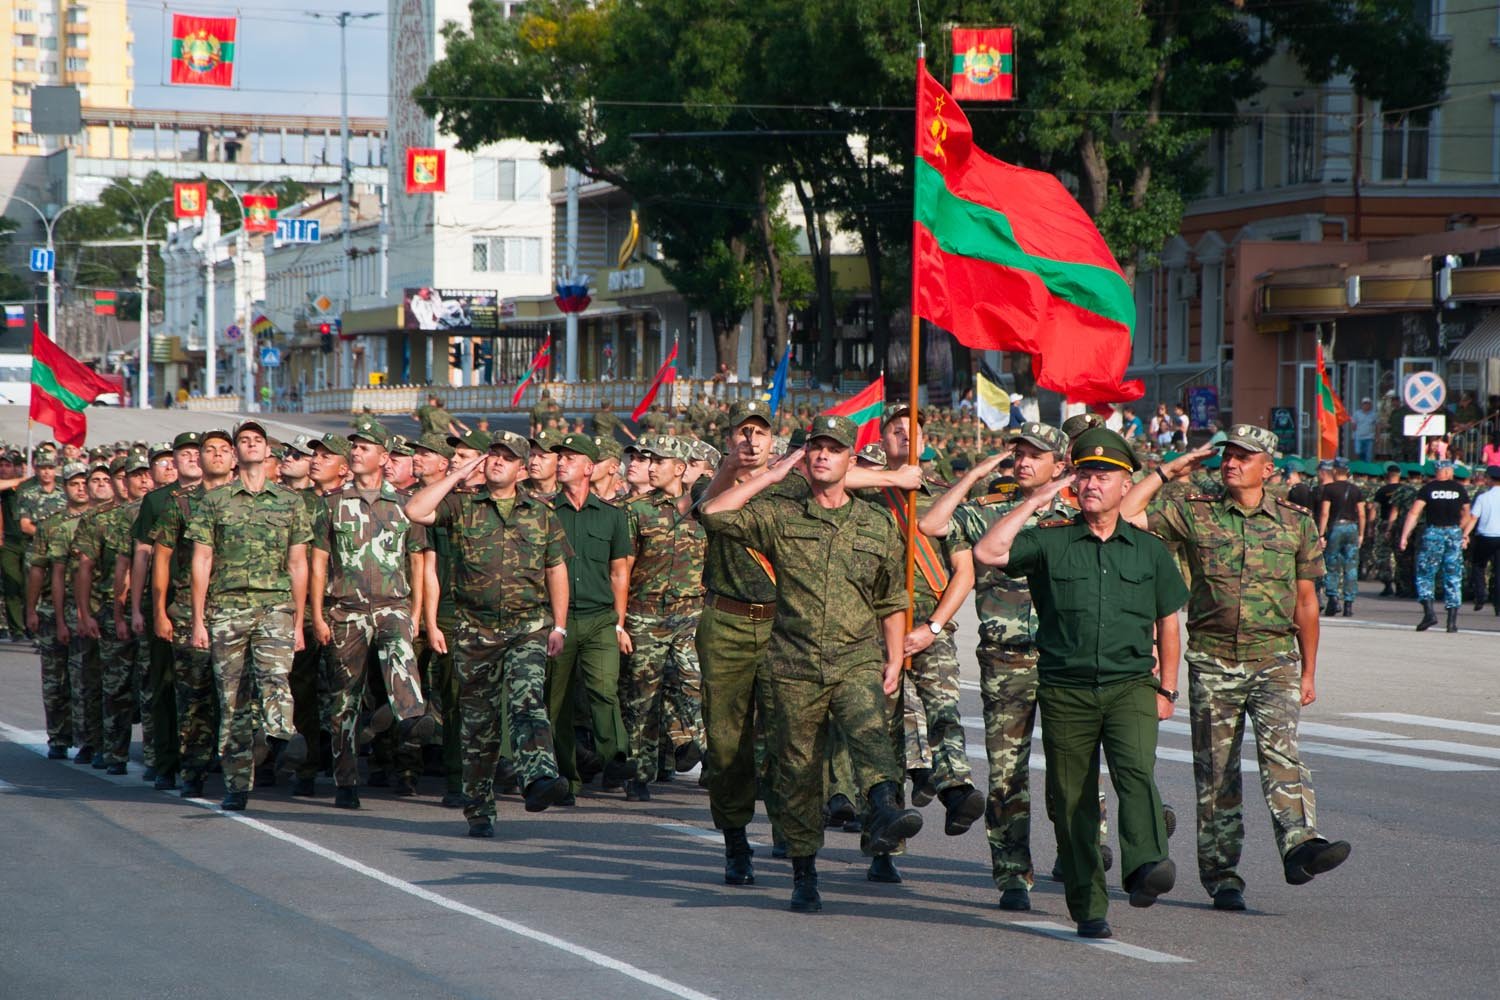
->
[13,33,35,46]
[14,131,39,146]
[66,6,88,24]
[473,157,546,201]
[1381,112,1429,180]
[13,108,30,123]
[39,35,56,50]
[65,57,85,71]
[1212,130,1230,196]
[40,59,56,73]
[1286,110,1317,184]
[66,33,85,49]
[14,9,35,22]
[13,58,32,72]
[472,235,543,273]
[11,83,28,97]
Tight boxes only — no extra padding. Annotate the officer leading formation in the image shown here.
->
[13,404,1352,938]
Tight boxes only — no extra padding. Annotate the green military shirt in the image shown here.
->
[311,482,420,608]
[1147,489,1323,660]
[184,480,313,612]
[70,500,134,615]
[150,483,206,619]
[18,483,66,567]
[950,493,1073,648]
[28,510,78,615]
[624,489,706,615]
[132,482,178,548]
[1004,514,1188,687]
[552,492,629,616]
[592,408,621,439]
[415,403,454,436]
[702,493,905,680]
[693,475,807,605]
[431,490,572,626]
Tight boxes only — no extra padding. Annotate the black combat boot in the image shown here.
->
[823,793,857,828]
[1323,594,1339,616]
[1446,607,1459,633]
[723,827,754,886]
[1380,582,1394,597]
[864,781,924,855]
[866,854,901,883]
[1342,599,1354,617]
[907,767,936,807]
[1416,600,1438,631]
[789,855,822,913]
[939,783,986,835]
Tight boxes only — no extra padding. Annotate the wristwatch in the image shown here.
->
[927,619,944,636]
[1156,685,1179,703]
[551,625,567,636]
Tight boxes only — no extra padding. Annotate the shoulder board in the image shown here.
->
[1038,518,1073,528]
[1276,498,1312,515]
[1186,493,1218,503]
[976,492,1013,506]
[922,473,952,490]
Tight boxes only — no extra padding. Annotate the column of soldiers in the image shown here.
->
[20,400,1355,934]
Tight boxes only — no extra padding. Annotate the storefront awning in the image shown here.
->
[1448,313,1500,362]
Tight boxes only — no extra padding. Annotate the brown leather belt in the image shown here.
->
[705,591,776,622]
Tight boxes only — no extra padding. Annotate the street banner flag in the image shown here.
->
[976,367,1009,430]
[174,182,207,218]
[912,62,1143,406]
[951,27,1014,102]
[823,375,885,451]
[243,193,277,234]
[93,289,117,316]
[766,344,792,416]
[30,323,117,446]
[170,14,237,88]
[405,148,446,194]
[1316,341,1350,459]
[4,305,24,329]
[252,314,274,338]
[632,339,679,422]
[511,335,551,407]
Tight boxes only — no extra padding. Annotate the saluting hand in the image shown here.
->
[766,448,805,483]
[1169,443,1218,477]
[1035,473,1075,505]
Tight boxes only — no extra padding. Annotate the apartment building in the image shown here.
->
[2,1,132,156]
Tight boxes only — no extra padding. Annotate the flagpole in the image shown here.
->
[905,44,926,654]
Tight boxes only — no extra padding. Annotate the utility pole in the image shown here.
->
[204,203,218,398]
[565,167,580,382]
[137,198,170,408]
[308,9,379,389]
[8,196,84,343]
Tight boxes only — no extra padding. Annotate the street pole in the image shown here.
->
[565,166,580,383]
[204,202,217,398]
[136,197,170,409]
[8,196,84,343]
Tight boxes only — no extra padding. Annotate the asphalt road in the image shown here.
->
[3,586,1498,1000]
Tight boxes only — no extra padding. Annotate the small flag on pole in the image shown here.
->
[405,148,446,194]
[951,27,1014,102]
[174,182,207,218]
[511,335,551,407]
[632,339,679,421]
[1316,341,1350,460]
[3,305,25,329]
[975,365,1009,430]
[30,323,117,446]
[170,14,238,88]
[252,314,274,338]
[823,375,885,451]
[243,194,277,233]
[766,344,792,415]
[93,290,117,316]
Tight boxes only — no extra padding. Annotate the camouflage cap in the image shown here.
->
[636,435,674,460]
[631,433,657,456]
[529,428,561,452]
[882,402,924,429]
[112,440,130,453]
[200,428,234,447]
[3,449,21,464]
[148,440,174,461]
[1070,426,1140,472]
[33,448,57,468]
[1013,421,1068,455]
[489,430,530,460]
[88,446,111,463]
[1332,456,1350,470]
[728,398,773,428]
[807,414,858,449]
[283,433,317,458]
[594,435,624,461]
[124,452,151,474]
[856,443,888,467]
[1060,412,1106,441]
[691,440,721,465]
[413,432,456,459]
[1220,423,1279,456]
[348,418,391,450]
[447,427,492,452]
[1316,459,1334,471]
[388,434,416,457]
[108,455,127,474]
[61,461,89,481]
[232,419,269,441]
[313,433,352,460]
[551,431,599,462]
[172,430,204,451]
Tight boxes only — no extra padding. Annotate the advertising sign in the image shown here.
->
[403,288,500,331]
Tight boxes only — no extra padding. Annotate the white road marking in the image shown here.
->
[655,822,764,849]
[0,722,720,1000]
[1013,921,1193,964]
[1347,713,1500,739]
[1156,720,1493,773]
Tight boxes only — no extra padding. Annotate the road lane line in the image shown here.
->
[1012,921,1193,964]
[1154,721,1493,773]
[655,822,764,850]
[1347,713,1500,739]
[0,721,720,1000]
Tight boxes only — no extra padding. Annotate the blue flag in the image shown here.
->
[767,344,791,415]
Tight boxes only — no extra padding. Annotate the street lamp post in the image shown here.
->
[197,176,268,406]
[7,195,86,343]
[136,198,172,409]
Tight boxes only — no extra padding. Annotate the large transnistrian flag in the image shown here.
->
[30,324,117,447]
[823,376,885,451]
[912,62,1143,406]
[170,14,237,88]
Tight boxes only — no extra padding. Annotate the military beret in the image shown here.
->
[447,427,492,452]
[550,432,599,462]
[1220,424,1279,456]
[348,418,391,450]
[1060,412,1106,441]
[283,434,317,458]
[1013,421,1067,455]
[728,399,773,428]
[1436,458,1455,470]
[1332,456,1349,470]
[1070,426,1139,472]
[313,433,352,460]
[413,432,456,459]
[1316,459,1334,471]
[1488,465,1500,479]
[61,461,89,481]
[489,431,530,460]
[1386,463,1402,474]
[172,431,203,451]
[808,414,858,449]
[594,435,624,461]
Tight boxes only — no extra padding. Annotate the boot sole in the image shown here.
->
[944,787,986,836]
[1127,859,1176,908]
[1286,839,1351,884]
[524,777,571,813]
[866,812,924,855]
[724,871,756,886]
[789,899,823,913]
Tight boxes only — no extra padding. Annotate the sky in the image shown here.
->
[128,0,390,119]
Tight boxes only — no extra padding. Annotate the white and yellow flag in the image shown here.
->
[976,368,1009,430]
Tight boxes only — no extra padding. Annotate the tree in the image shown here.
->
[0,217,36,304]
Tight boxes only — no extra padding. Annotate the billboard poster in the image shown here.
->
[1187,385,1219,429]
[404,288,500,331]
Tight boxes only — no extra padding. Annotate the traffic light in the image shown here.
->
[449,338,463,369]
[319,321,333,353]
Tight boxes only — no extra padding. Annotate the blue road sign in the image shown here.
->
[274,218,321,245]
[260,346,281,368]
[1402,371,1446,415]
[29,248,54,272]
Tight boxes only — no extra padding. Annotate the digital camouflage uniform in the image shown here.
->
[185,480,313,794]
[49,506,101,754]
[622,487,706,783]
[71,499,141,766]
[312,482,429,789]
[28,510,73,750]
[701,489,907,859]
[432,489,571,823]
[1149,486,1326,897]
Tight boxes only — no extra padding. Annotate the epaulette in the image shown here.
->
[1276,497,1312,516]
[976,491,1016,506]
[1038,517,1073,528]
[923,473,952,490]
[1186,493,1218,503]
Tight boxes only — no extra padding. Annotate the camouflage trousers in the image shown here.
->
[900,674,931,771]
[1370,526,1398,584]
[326,604,427,789]
[66,610,102,753]
[765,661,902,858]
[209,603,297,793]
[903,630,970,790]
[697,602,775,831]
[1416,525,1464,608]
[622,607,702,783]
[1,544,25,635]
[1187,649,1320,897]
[134,629,156,768]
[418,615,463,795]
[1324,523,1360,602]
[97,609,140,766]
[171,615,217,783]
[454,615,559,822]
[977,644,1041,890]
[35,608,72,749]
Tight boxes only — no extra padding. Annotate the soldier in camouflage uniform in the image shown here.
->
[920,421,1075,911]
[25,460,88,759]
[309,422,435,810]
[58,463,116,769]
[187,420,313,812]
[413,432,466,807]
[701,415,925,914]
[17,451,66,543]
[1400,459,1470,632]
[0,448,29,638]
[620,436,706,800]
[407,431,573,836]
[1368,464,1405,594]
[1126,424,1352,910]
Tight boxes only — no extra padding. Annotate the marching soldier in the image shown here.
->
[1317,458,1365,617]
[25,460,89,760]
[413,432,466,807]
[59,462,117,770]
[1124,425,1351,911]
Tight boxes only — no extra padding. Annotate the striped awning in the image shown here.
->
[1448,313,1500,362]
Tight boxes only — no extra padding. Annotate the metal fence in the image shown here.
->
[294,379,854,416]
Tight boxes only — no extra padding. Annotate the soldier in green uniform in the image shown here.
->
[0,448,28,638]
[590,435,627,501]
[25,461,89,759]
[1125,425,1352,910]
[974,427,1186,939]
[413,432,465,807]
[309,423,436,809]
[919,420,1073,911]
[17,450,66,542]
[60,462,117,770]
[186,421,313,811]
[592,402,633,442]
[525,429,561,501]
[620,436,706,800]
[415,394,456,437]
[407,431,573,835]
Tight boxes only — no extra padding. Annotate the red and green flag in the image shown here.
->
[951,27,1014,102]
[511,335,551,407]
[29,324,118,447]
[823,375,885,451]
[912,62,1142,406]
[170,14,237,88]
[632,339,678,421]
[92,289,117,316]
[1316,341,1349,459]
